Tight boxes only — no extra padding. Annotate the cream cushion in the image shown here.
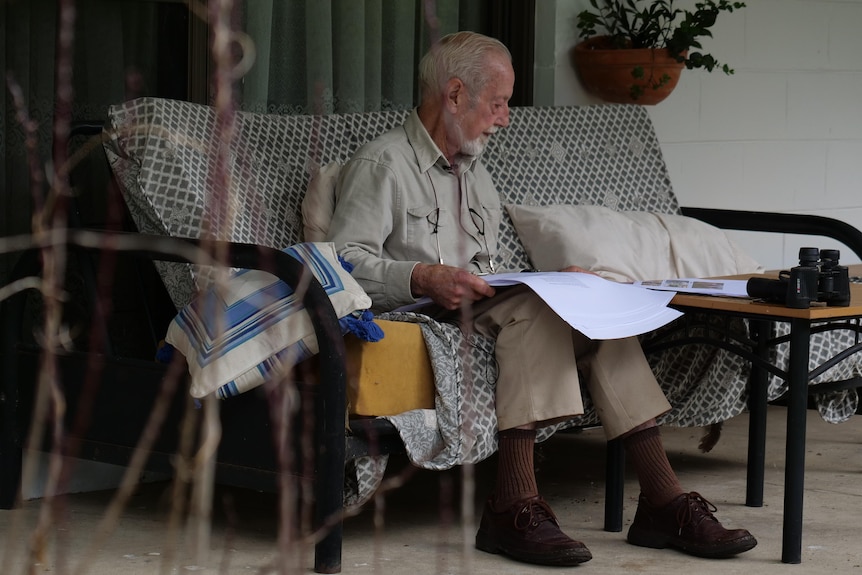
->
[505,204,763,282]
[302,162,341,242]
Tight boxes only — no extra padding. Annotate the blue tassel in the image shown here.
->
[339,310,384,342]
[338,255,355,273]
[156,341,175,364]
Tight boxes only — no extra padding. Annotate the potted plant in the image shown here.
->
[572,0,745,104]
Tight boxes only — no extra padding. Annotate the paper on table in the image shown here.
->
[397,271,683,340]
[634,278,751,298]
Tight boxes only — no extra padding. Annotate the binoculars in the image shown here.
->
[746,247,851,309]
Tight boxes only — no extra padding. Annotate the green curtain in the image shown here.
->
[1,0,170,284]
[0,0,525,283]
[2,0,58,247]
[240,0,487,114]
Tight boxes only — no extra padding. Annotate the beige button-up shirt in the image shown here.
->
[327,109,502,312]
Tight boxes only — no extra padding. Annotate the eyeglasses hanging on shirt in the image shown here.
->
[426,207,445,265]
[426,170,496,275]
[467,207,495,275]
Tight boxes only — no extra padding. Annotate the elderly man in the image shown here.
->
[327,31,756,567]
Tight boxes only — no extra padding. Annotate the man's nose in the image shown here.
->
[497,105,510,128]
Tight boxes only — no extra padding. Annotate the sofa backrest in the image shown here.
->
[104,98,678,308]
[481,105,679,272]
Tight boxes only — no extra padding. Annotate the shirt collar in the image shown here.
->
[404,108,479,175]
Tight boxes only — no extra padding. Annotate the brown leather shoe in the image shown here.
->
[627,492,757,558]
[475,496,592,566]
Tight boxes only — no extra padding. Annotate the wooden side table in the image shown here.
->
[662,278,862,563]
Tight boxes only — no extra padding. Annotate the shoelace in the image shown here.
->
[676,492,719,529]
[514,498,559,531]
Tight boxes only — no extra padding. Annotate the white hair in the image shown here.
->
[418,31,512,103]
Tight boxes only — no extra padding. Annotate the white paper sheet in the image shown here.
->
[397,272,683,340]
[634,278,752,298]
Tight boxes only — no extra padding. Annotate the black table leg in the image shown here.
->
[604,437,624,532]
[746,319,770,507]
[782,317,810,564]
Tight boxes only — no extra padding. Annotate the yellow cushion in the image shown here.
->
[345,319,435,416]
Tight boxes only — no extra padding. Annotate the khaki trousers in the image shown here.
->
[464,285,671,439]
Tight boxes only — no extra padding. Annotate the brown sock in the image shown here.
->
[623,426,684,508]
[493,428,539,509]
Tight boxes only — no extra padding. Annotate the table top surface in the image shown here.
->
[669,265,862,320]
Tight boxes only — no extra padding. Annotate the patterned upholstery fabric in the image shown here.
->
[104,99,412,308]
[103,99,859,485]
[483,104,679,273]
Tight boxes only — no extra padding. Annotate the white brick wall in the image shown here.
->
[548,0,862,269]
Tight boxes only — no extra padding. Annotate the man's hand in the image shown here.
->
[560,265,598,275]
[411,263,495,310]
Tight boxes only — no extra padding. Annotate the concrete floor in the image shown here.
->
[2,405,861,574]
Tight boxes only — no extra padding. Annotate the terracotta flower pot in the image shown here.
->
[571,36,686,105]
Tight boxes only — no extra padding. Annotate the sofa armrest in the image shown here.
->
[5,229,347,433]
[680,207,862,262]
[2,229,348,572]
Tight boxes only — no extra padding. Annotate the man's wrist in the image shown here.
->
[410,262,428,298]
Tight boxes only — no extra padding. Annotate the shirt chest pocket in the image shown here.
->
[406,204,445,262]
[472,204,501,250]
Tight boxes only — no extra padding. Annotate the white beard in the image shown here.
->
[449,114,495,158]
[460,134,487,157]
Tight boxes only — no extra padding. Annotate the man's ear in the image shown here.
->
[444,77,464,113]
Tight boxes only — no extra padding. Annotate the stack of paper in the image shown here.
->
[486,272,683,340]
